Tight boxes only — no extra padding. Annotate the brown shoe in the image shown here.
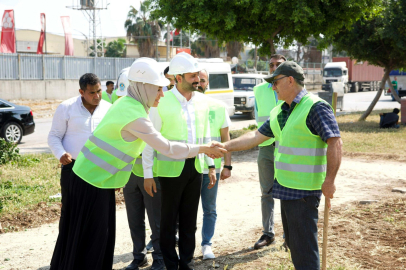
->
[254,235,275,250]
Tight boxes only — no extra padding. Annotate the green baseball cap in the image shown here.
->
[264,61,305,84]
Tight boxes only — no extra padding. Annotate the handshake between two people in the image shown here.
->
[200,141,227,159]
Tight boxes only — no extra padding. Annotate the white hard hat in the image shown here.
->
[167,52,201,75]
[116,68,130,97]
[127,57,170,87]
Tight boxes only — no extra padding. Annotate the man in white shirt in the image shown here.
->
[197,69,232,260]
[143,53,215,270]
[48,73,111,231]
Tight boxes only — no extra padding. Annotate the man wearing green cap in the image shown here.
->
[211,61,342,269]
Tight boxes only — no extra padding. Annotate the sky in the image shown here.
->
[0,0,142,39]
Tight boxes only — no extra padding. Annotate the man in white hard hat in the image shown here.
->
[142,52,216,270]
[115,67,130,99]
[197,69,232,260]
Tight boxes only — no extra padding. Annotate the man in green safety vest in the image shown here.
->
[102,81,115,103]
[197,69,232,260]
[142,52,216,270]
[252,54,286,249]
[211,61,342,270]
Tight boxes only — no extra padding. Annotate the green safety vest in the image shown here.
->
[153,91,210,177]
[102,91,113,104]
[204,98,226,172]
[132,155,157,178]
[111,90,119,103]
[269,93,329,190]
[132,155,144,177]
[254,82,277,147]
[73,96,147,188]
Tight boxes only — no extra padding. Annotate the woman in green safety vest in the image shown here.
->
[49,58,226,270]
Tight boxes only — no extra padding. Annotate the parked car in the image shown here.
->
[232,74,266,119]
[0,98,35,143]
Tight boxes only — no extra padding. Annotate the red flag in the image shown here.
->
[174,28,180,36]
[169,30,173,41]
[37,13,46,54]
[0,10,16,53]
[61,16,74,56]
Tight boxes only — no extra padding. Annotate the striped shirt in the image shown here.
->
[258,89,341,200]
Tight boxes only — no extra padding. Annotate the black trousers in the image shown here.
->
[50,172,116,270]
[159,158,203,270]
[59,160,75,232]
[123,174,162,260]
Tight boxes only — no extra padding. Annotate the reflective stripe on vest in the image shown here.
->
[269,93,330,190]
[153,91,209,177]
[254,82,277,147]
[89,135,135,163]
[257,115,269,123]
[73,97,147,188]
[81,145,133,174]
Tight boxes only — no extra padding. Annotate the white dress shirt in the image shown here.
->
[48,96,111,160]
[142,86,214,179]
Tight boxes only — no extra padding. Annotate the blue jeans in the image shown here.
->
[200,173,220,246]
[281,196,320,270]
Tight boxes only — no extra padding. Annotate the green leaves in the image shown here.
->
[152,0,377,53]
[0,139,20,165]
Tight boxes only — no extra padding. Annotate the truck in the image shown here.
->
[322,57,384,93]
[231,73,266,119]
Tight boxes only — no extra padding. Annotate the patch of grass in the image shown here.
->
[336,110,406,160]
[0,153,60,217]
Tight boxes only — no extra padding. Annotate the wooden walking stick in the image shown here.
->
[322,92,337,270]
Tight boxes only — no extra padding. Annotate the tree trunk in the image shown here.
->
[359,68,390,121]
[387,77,402,103]
[268,25,283,54]
[254,46,257,72]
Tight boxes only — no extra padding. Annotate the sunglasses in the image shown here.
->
[269,62,283,68]
[272,76,289,86]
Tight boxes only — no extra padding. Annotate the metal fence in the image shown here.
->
[0,54,137,80]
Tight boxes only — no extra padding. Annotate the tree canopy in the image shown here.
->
[151,0,377,53]
[105,38,126,57]
[326,0,406,120]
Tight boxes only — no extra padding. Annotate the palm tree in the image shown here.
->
[124,1,161,58]
[191,33,220,58]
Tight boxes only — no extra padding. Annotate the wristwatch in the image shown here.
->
[208,165,215,169]
[223,165,232,170]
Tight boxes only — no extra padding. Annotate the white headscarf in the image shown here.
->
[127,81,159,113]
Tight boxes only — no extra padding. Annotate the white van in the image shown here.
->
[198,58,235,116]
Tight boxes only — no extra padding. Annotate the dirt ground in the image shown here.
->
[1,150,406,270]
[10,100,62,119]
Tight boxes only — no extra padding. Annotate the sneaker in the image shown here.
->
[253,235,275,250]
[146,240,154,253]
[202,245,215,260]
[151,258,165,270]
[125,256,148,270]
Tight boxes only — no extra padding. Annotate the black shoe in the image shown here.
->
[253,235,275,250]
[151,258,166,270]
[125,257,148,270]
[146,240,154,253]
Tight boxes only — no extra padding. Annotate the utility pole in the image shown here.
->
[254,45,257,72]
[166,23,170,61]
[68,0,107,57]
